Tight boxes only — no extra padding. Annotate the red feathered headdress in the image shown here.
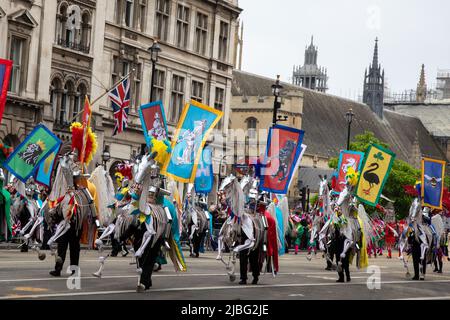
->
[70,122,98,165]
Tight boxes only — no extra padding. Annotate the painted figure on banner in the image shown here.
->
[335,151,365,193]
[139,101,169,147]
[177,120,207,165]
[148,113,167,140]
[260,125,305,195]
[162,101,222,183]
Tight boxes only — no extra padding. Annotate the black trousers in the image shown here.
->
[326,239,335,268]
[54,226,81,272]
[41,220,52,250]
[411,238,426,278]
[133,225,163,289]
[192,231,206,255]
[434,254,443,272]
[336,237,350,280]
[239,232,261,281]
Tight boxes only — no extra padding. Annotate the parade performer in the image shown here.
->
[334,167,372,283]
[48,122,99,277]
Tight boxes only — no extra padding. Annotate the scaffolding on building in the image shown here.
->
[437,69,450,100]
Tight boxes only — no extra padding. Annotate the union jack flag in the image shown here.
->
[109,78,130,136]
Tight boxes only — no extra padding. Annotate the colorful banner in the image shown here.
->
[139,100,169,146]
[355,144,396,207]
[334,150,365,193]
[0,59,13,124]
[34,143,61,188]
[287,144,307,192]
[421,157,446,209]
[260,125,305,194]
[4,124,62,183]
[162,100,223,183]
[194,146,214,194]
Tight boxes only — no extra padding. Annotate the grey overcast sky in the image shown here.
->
[238,0,450,100]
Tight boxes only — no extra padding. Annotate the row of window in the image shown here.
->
[118,0,229,61]
[50,79,88,125]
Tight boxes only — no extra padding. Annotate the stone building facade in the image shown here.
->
[0,0,242,191]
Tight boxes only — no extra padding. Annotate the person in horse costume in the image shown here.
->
[48,123,99,277]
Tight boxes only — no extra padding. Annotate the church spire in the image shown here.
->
[372,37,379,69]
[416,64,427,103]
[363,37,384,118]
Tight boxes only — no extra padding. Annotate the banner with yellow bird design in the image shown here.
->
[355,144,396,207]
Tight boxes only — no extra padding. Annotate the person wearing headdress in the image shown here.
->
[49,123,99,277]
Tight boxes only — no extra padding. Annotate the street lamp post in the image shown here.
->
[271,75,284,125]
[148,41,161,102]
[101,145,111,170]
[345,108,355,150]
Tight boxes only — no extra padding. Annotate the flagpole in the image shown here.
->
[68,69,135,124]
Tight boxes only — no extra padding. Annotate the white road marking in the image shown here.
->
[396,296,450,300]
[1,279,450,300]
[1,270,448,283]
[288,294,305,297]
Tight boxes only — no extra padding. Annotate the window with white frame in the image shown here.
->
[191,80,203,103]
[195,12,208,55]
[218,21,229,62]
[170,75,185,123]
[155,0,170,41]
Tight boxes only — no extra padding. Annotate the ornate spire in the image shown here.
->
[372,37,379,69]
[416,64,427,103]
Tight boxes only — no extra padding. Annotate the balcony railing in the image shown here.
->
[57,37,90,54]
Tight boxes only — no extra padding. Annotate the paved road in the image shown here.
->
[0,249,449,300]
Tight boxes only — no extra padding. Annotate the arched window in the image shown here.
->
[81,11,91,53]
[50,78,62,120]
[246,117,257,139]
[60,81,74,125]
[56,3,68,44]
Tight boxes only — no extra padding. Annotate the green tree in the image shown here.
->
[328,130,421,219]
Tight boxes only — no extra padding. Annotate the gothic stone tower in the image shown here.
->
[292,36,328,92]
[363,38,385,118]
[416,64,427,103]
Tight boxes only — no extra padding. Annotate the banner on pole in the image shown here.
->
[334,150,365,193]
[421,157,446,209]
[162,100,222,183]
[260,125,305,194]
[355,144,396,207]
[4,124,62,183]
[139,101,168,146]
